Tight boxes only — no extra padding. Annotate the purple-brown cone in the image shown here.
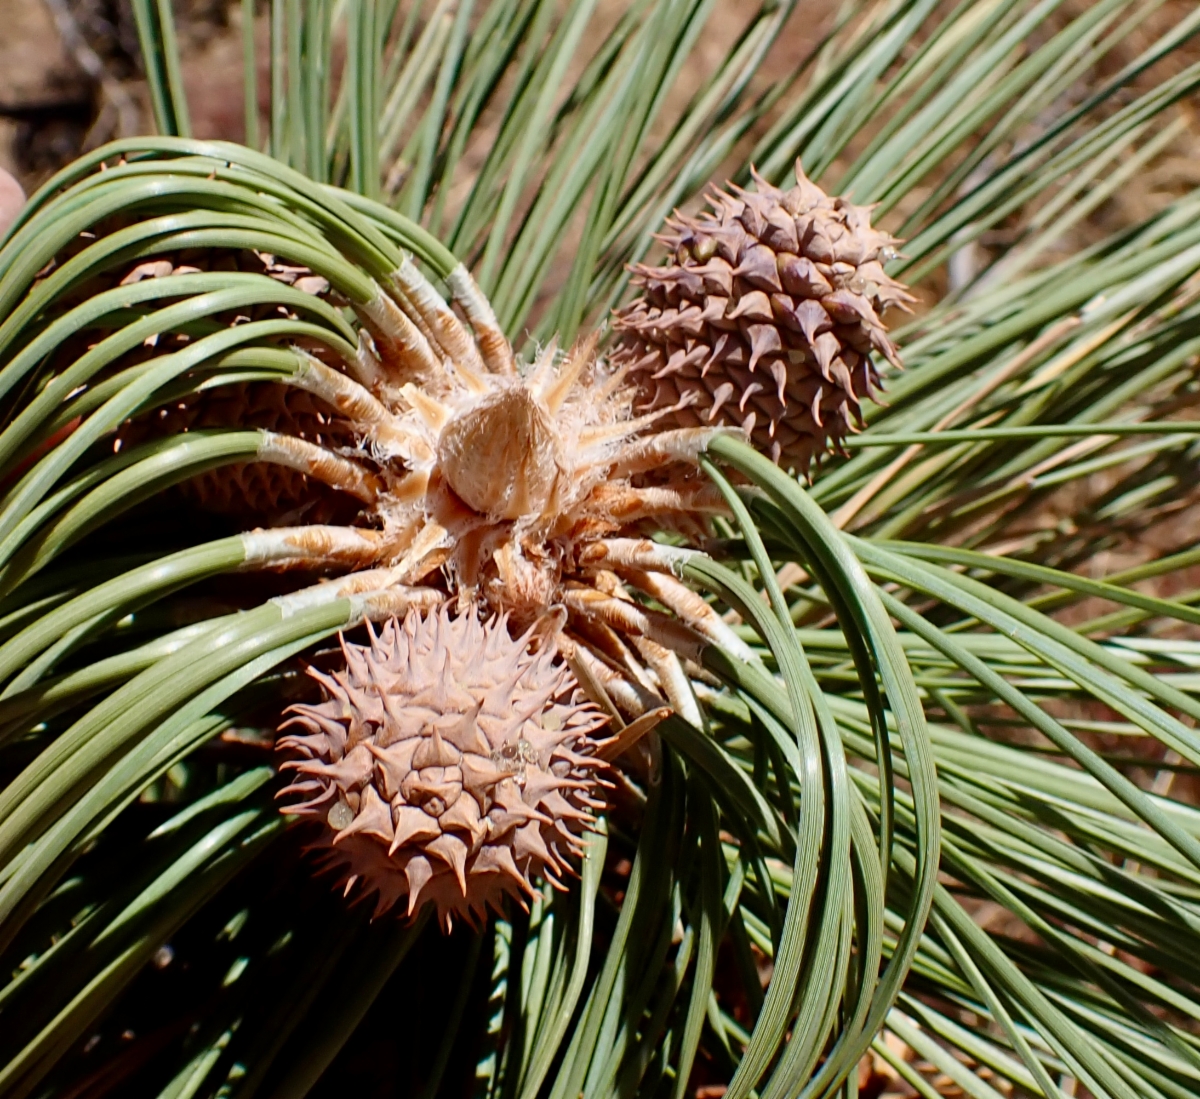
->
[612,162,913,475]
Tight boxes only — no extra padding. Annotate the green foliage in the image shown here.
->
[2,1,1200,1096]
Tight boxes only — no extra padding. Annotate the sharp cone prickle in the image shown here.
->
[612,161,914,475]
[276,607,610,931]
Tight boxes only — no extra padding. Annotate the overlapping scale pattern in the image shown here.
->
[276,608,610,930]
[114,253,349,521]
[146,381,359,521]
[613,162,913,474]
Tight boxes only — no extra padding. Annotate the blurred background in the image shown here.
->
[4,0,1199,215]
[0,0,245,193]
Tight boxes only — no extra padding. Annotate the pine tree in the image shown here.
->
[2,3,1200,1096]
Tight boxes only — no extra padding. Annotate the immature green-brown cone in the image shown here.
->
[114,254,351,522]
[612,162,913,474]
[277,608,610,931]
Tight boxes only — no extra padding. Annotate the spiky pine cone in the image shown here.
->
[612,162,914,475]
[276,607,610,930]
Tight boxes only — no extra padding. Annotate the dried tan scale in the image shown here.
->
[301,317,729,639]
[611,161,914,475]
[276,607,610,930]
